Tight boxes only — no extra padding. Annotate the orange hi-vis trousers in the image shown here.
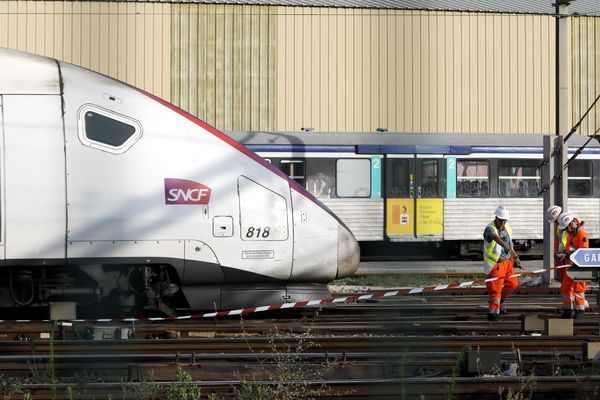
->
[558,267,587,312]
[558,227,589,312]
[486,259,519,315]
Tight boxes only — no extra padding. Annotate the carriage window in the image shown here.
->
[386,159,410,198]
[280,159,305,186]
[78,105,142,154]
[568,160,592,197]
[336,159,371,197]
[457,160,489,197]
[306,159,337,198]
[498,160,540,197]
[419,159,438,197]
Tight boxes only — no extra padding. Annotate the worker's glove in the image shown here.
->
[514,261,524,270]
[510,251,523,269]
[512,257,523,269]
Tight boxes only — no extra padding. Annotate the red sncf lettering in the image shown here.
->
[164,178,212,205]
[167,188,209,202]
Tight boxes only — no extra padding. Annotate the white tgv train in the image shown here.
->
[0,48,359,314]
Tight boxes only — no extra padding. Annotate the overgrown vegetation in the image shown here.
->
[0,375,24,400]
[493,344,537,400]
[168,364,202,400]
[121,373,160,400]
[497,372,537,400]
[233,316,340,400]
[446,345,470,400]
[11,308,600,399]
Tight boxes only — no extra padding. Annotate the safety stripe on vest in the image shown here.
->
[483,221,512,268]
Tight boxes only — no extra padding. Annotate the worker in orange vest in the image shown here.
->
[556,212,589,319]
[483,206,522,321]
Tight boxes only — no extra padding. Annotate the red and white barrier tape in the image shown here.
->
[2,264,572,324]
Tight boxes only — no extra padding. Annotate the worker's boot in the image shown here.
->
[487,313,500,322]
[500,299,509,314]
[561,309,574,319]
[574,310,586,320]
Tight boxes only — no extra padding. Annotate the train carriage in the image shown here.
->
[0,48,360,314]
[228,131,600,258]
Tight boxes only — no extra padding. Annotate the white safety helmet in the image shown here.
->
[546,205,562,224]
[558,212,574,230]
[494,206,510,221]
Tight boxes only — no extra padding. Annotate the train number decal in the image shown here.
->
[245,226,271,238]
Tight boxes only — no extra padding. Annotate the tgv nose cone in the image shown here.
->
[336,224,360,278]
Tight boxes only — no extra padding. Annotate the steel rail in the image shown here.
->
[15,375,600,400]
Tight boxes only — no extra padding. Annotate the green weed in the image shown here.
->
[168,364,202,400]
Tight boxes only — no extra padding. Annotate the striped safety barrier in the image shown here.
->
[1,264,572,324]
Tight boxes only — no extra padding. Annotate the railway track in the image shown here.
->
[1,288,600,399]
[13,376,600,400]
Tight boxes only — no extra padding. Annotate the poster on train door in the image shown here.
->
[386,199,414,235]
[416,199,444,235]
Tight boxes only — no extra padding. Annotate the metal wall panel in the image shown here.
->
[572,17,600,136]
[0,3,571,134]
[171,4,276,131]
[0,1,171,100]
[275,9,556,133]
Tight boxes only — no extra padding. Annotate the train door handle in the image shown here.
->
[417,186,422,198]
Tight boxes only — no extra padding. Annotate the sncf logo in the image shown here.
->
[164,178,212,205]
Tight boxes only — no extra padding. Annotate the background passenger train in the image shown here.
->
[229,131,600,259]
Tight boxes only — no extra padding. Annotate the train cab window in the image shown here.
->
[568,160,592,197]
[280,159,305,186]
[498,160,540,197]
[336,159,371,197]
[78,105,142,154]
[456,161,489,197]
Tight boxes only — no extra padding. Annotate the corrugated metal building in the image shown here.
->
[1,0,599,134]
